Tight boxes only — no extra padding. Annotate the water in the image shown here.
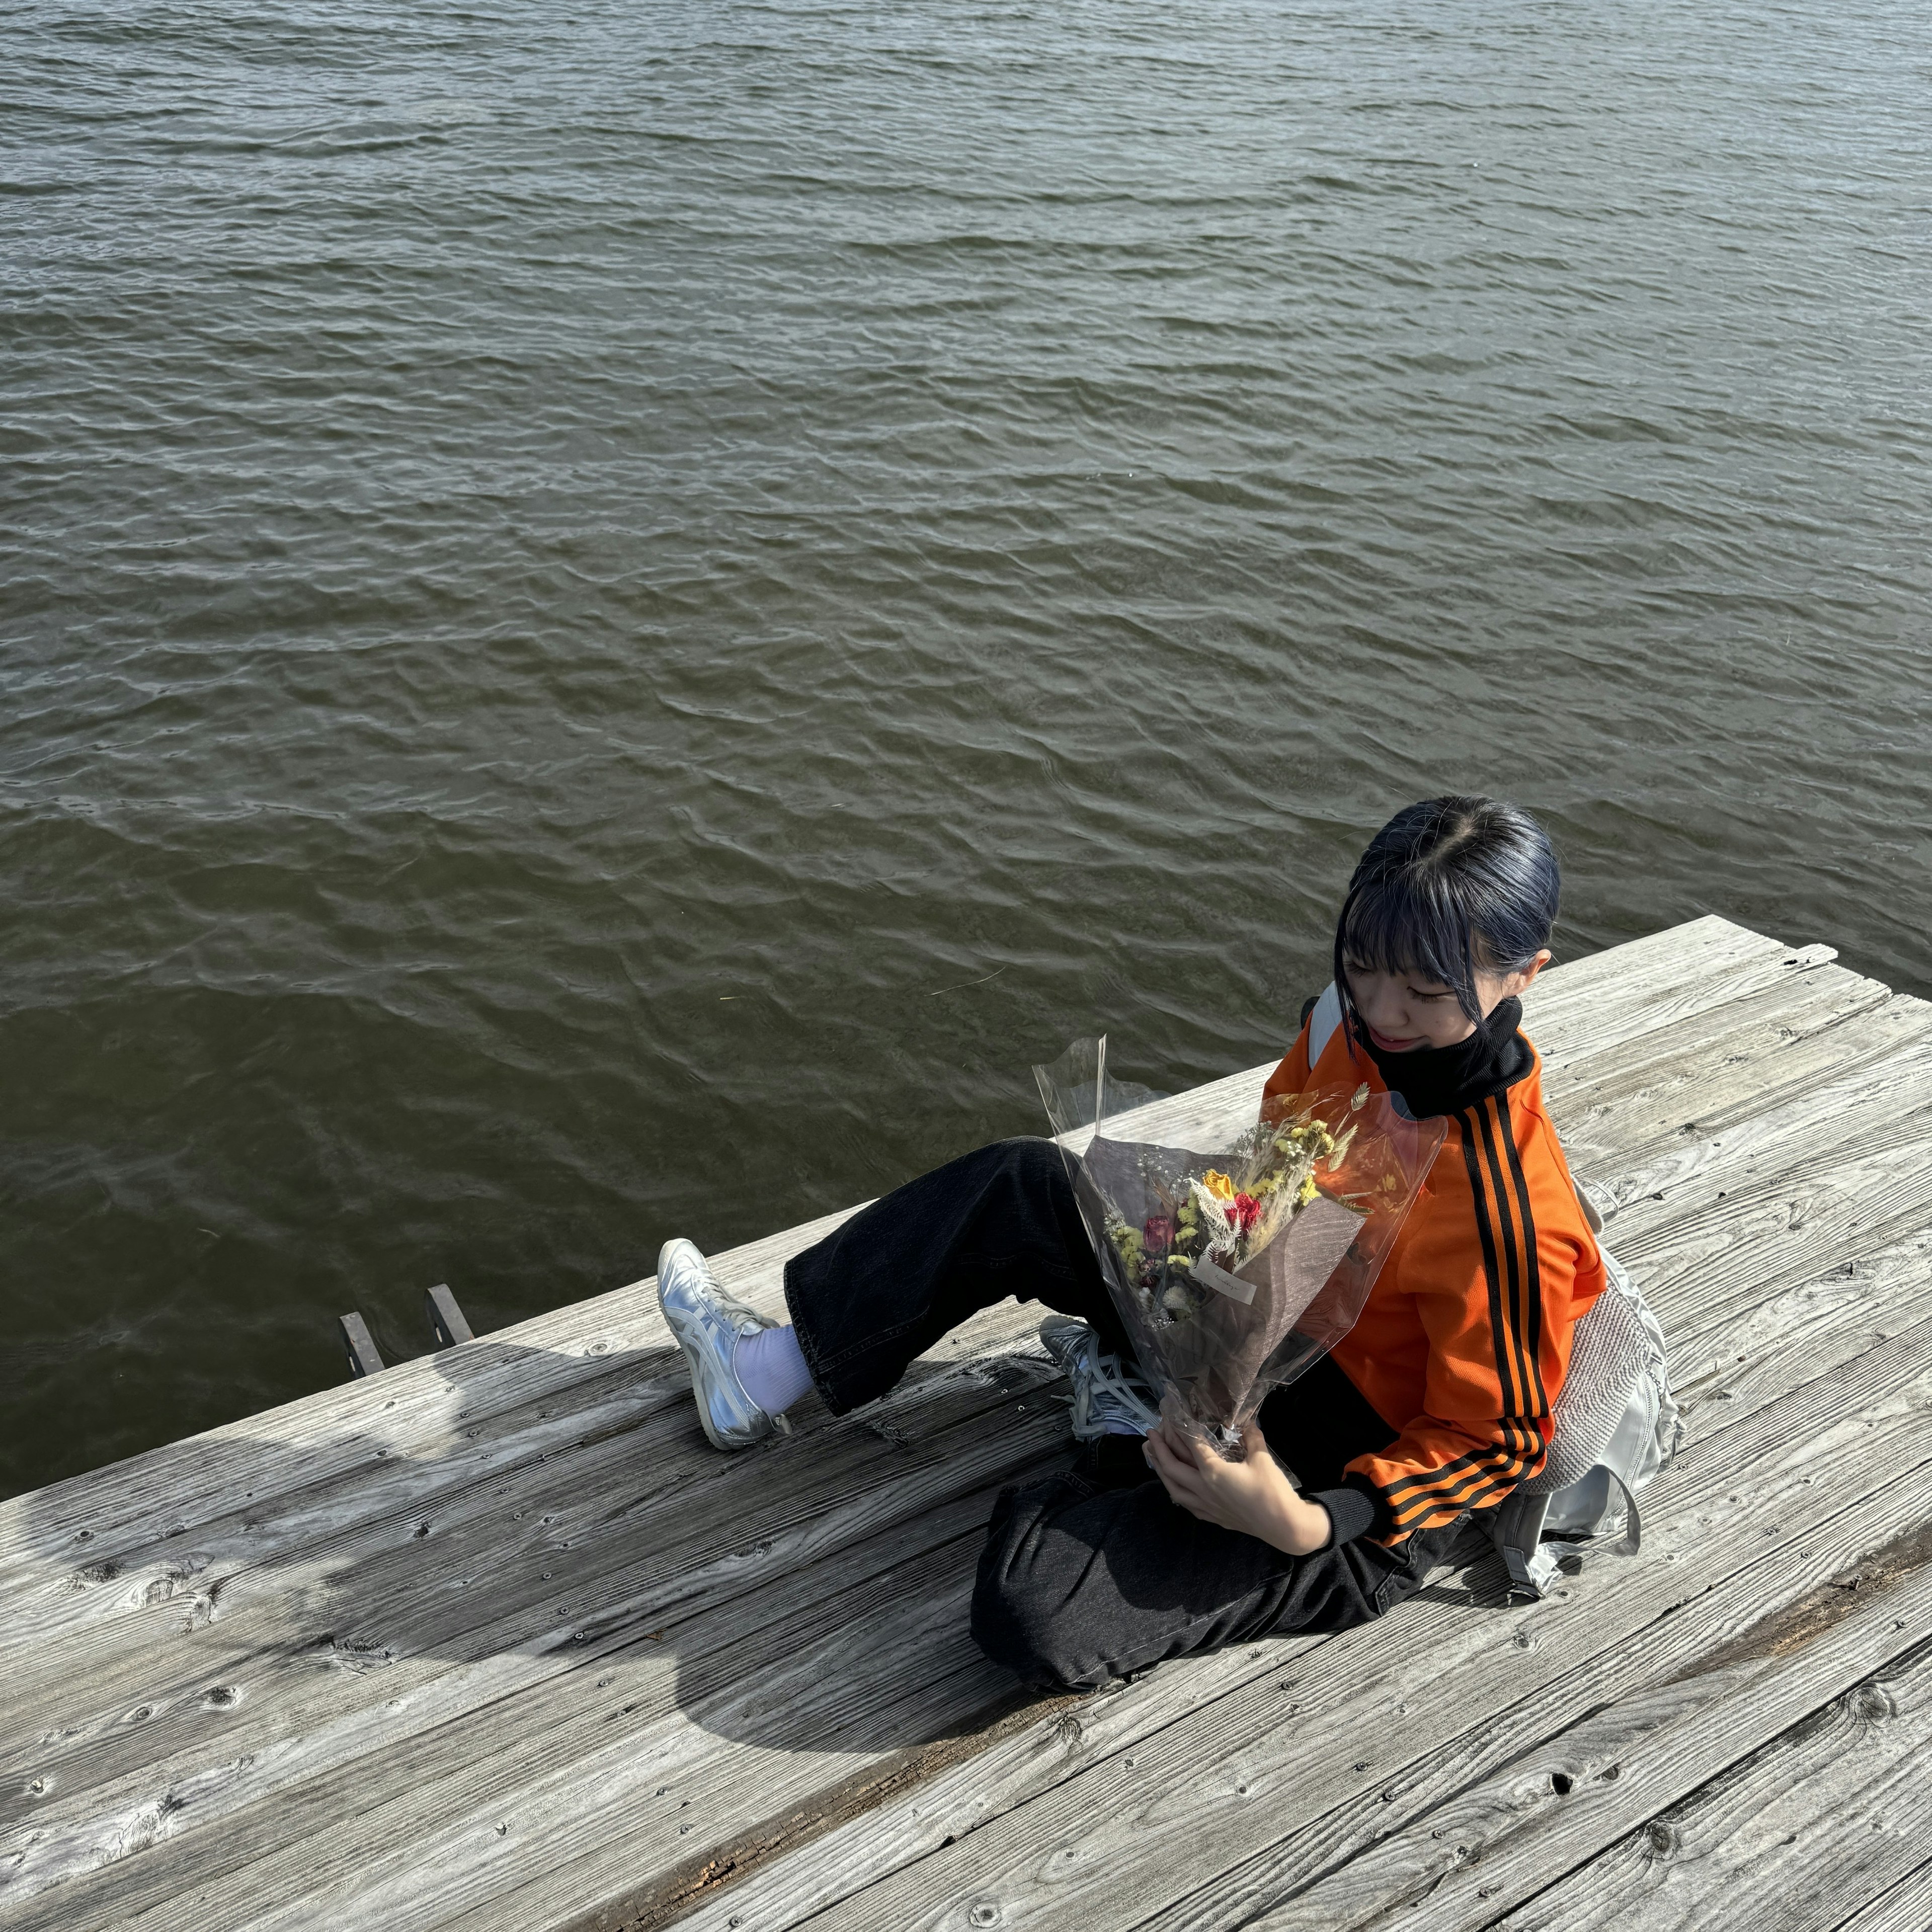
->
[4,0,1928,1500]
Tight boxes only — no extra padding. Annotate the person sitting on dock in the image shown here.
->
[657,796,1607,1691]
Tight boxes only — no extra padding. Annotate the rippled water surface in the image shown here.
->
[4,0,1929,1496]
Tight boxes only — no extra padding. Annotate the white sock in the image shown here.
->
[733,1323,815,1417]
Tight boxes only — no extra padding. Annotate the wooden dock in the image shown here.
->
[5,915,1931,1932]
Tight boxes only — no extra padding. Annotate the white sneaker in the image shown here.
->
[1038,1316,1161,1441]
[657,1238,785,1452]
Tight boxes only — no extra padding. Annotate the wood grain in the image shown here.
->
[617,1315,1932,1932]
[1827,1858,1932,1932]
[1228,1525,1932,1930]
[1491,1636,1932,1932]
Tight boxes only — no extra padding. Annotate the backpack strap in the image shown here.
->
[1574,1178,1604,1234]
[1490,1489,1561,1600]
[1491,1469,1644,1602]
[1306,982,1343,1068]
[1603,1470,1643,1558]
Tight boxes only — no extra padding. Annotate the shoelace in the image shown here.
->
[1081,1342,1161,1430]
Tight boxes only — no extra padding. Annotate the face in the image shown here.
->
[1341,949,1553,1052]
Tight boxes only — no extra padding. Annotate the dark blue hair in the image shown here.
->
[1332,796,1561,1027]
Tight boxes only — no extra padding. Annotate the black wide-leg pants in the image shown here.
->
[783,1138,1455,1692]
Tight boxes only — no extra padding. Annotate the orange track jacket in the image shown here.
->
[1263,1013,1605,1542]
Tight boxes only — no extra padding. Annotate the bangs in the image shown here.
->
[1336,876,1482,1014]
[1329,795,1560,1031]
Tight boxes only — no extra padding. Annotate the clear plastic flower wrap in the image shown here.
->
[1034,1037,1446,1458]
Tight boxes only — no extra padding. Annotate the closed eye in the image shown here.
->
[1344,956,1458,1003]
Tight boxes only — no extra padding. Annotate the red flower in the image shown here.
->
[1231,1193,1262,1234]
[1143,1215,1173,1255]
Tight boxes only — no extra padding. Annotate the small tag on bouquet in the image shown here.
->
[1193,1254,1258,1306]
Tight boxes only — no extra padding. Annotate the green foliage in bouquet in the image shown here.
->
[1102,1092,1369,1328]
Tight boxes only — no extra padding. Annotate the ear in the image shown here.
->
[1507,948,1555,996]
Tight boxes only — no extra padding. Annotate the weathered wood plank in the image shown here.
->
[23,1213,1908,1932]
[1532,942,1838,1076]
[646,1235,1932,1932]
[0,1202,866,1591]
[242,997,1932,1932]
[222,1348,1932,1932]
[11,950,1839,1723]
[1523,918,1783,1024]
[1490,1637,1932,1932]
[1223,1524,1932,1930]
[30,1043,1916,1932]
[1665,1234,1932,1416]
[1587,1062,1932,1337]
[1587,1021,1932,1228]
[498,1309,1932,1932]
[1112,1260,1932,1932]
[1548,975,1918,1164]
[0,923,1858,1605]
[5,1482,1007,1914]
[0,1294,1040,1671]
[4,1506,1022,1932]
[628,1033,1932,1932]
[0,1052,1270,1606]
[19,1197,1916,1924]
[1828,1858,1932,1932]
[0,1322,1064,1870]
[435,1221,1932,1932]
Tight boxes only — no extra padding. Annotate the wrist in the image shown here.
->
[1265,1486,1332,1557]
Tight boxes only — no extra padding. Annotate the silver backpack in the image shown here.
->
[1487,1222,1683,1598]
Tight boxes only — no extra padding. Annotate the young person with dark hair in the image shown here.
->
[658,796,1605,1689]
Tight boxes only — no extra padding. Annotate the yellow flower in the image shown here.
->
[1200,1169,1237,1202]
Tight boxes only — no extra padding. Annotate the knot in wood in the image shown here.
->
[1851,1682,1896,1723]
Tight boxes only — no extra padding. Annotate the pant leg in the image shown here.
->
[971,1467,1454,1692]
[783,1137,1132,1415]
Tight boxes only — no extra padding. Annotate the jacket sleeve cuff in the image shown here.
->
[1309,1473,1390,1548]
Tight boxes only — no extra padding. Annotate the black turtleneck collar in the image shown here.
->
[1354,995,1533,1120]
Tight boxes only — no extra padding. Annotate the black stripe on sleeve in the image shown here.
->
[1457,1107,1524,1436]
[1379,1448,1487,1506]
[1388,1455,1519,1523]
[1498,1105,1551,1414]
[1473,1095,1538,1433]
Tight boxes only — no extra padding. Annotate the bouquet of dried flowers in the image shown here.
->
[1035,1038,1445,1457]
